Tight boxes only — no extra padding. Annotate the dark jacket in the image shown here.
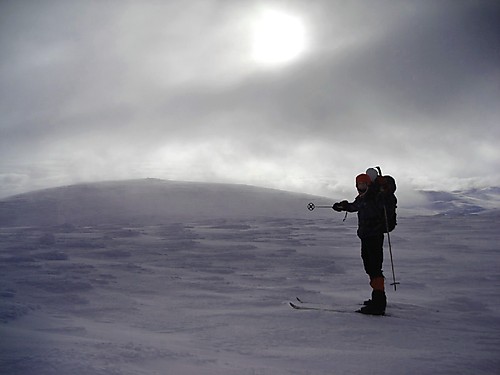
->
[343,188,386,239]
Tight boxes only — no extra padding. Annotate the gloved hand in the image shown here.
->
[333,200,348,212]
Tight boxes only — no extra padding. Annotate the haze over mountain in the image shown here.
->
[0,179,334,227]
[1,179,499,228]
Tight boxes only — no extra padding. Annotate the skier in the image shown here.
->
[333,172,387,315]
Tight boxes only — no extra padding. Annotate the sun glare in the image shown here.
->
[250,9,307,66]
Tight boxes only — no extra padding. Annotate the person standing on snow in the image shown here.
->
[333,172,387,315]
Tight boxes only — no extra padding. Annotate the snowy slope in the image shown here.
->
[0,179,333,227]
[420,187,500,215]
[1,180,499,375]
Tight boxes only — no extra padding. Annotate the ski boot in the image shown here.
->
[358,291,386,316]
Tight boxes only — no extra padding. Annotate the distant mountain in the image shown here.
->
[419,187,500,215]
[0,179,333,227]
[1,179,498,227]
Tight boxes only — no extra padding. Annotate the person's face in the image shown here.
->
[356,182,368,194]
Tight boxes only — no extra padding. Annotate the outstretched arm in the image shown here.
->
[333,199,359,213]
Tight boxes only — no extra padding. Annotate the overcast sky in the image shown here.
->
[1,0,499,199]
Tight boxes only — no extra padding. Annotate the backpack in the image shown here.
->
[373,168,397,233]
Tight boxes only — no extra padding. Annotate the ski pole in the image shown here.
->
[383,205,400,291]
[307,202,335,211]
[308,203,348,221]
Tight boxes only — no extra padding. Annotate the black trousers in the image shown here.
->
[360,234,384,279]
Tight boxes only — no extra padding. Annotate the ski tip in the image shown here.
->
[289,302,299,309]
[296,297,303,303]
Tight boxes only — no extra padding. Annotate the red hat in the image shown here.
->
[356,173,372,185]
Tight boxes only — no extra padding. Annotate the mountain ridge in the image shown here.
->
[1,178,498,227]
[0,179,333,227]
[419,187,500,215]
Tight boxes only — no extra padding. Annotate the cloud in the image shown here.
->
[0,0,499,199]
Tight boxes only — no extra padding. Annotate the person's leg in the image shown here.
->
[361,234,384,279]
[360,234,386,314]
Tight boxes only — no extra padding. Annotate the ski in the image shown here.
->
[295,296,352,308]
[291,297,389,316]
[289,302,353,313]
[295,296,332,305]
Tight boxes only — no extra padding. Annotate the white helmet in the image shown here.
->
[365,167,378,182]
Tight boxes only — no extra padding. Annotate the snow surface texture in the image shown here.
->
[1,179,499,375]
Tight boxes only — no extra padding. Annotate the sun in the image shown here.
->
[250,9,307,66]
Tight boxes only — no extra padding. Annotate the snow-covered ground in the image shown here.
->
[1,180,499,374]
